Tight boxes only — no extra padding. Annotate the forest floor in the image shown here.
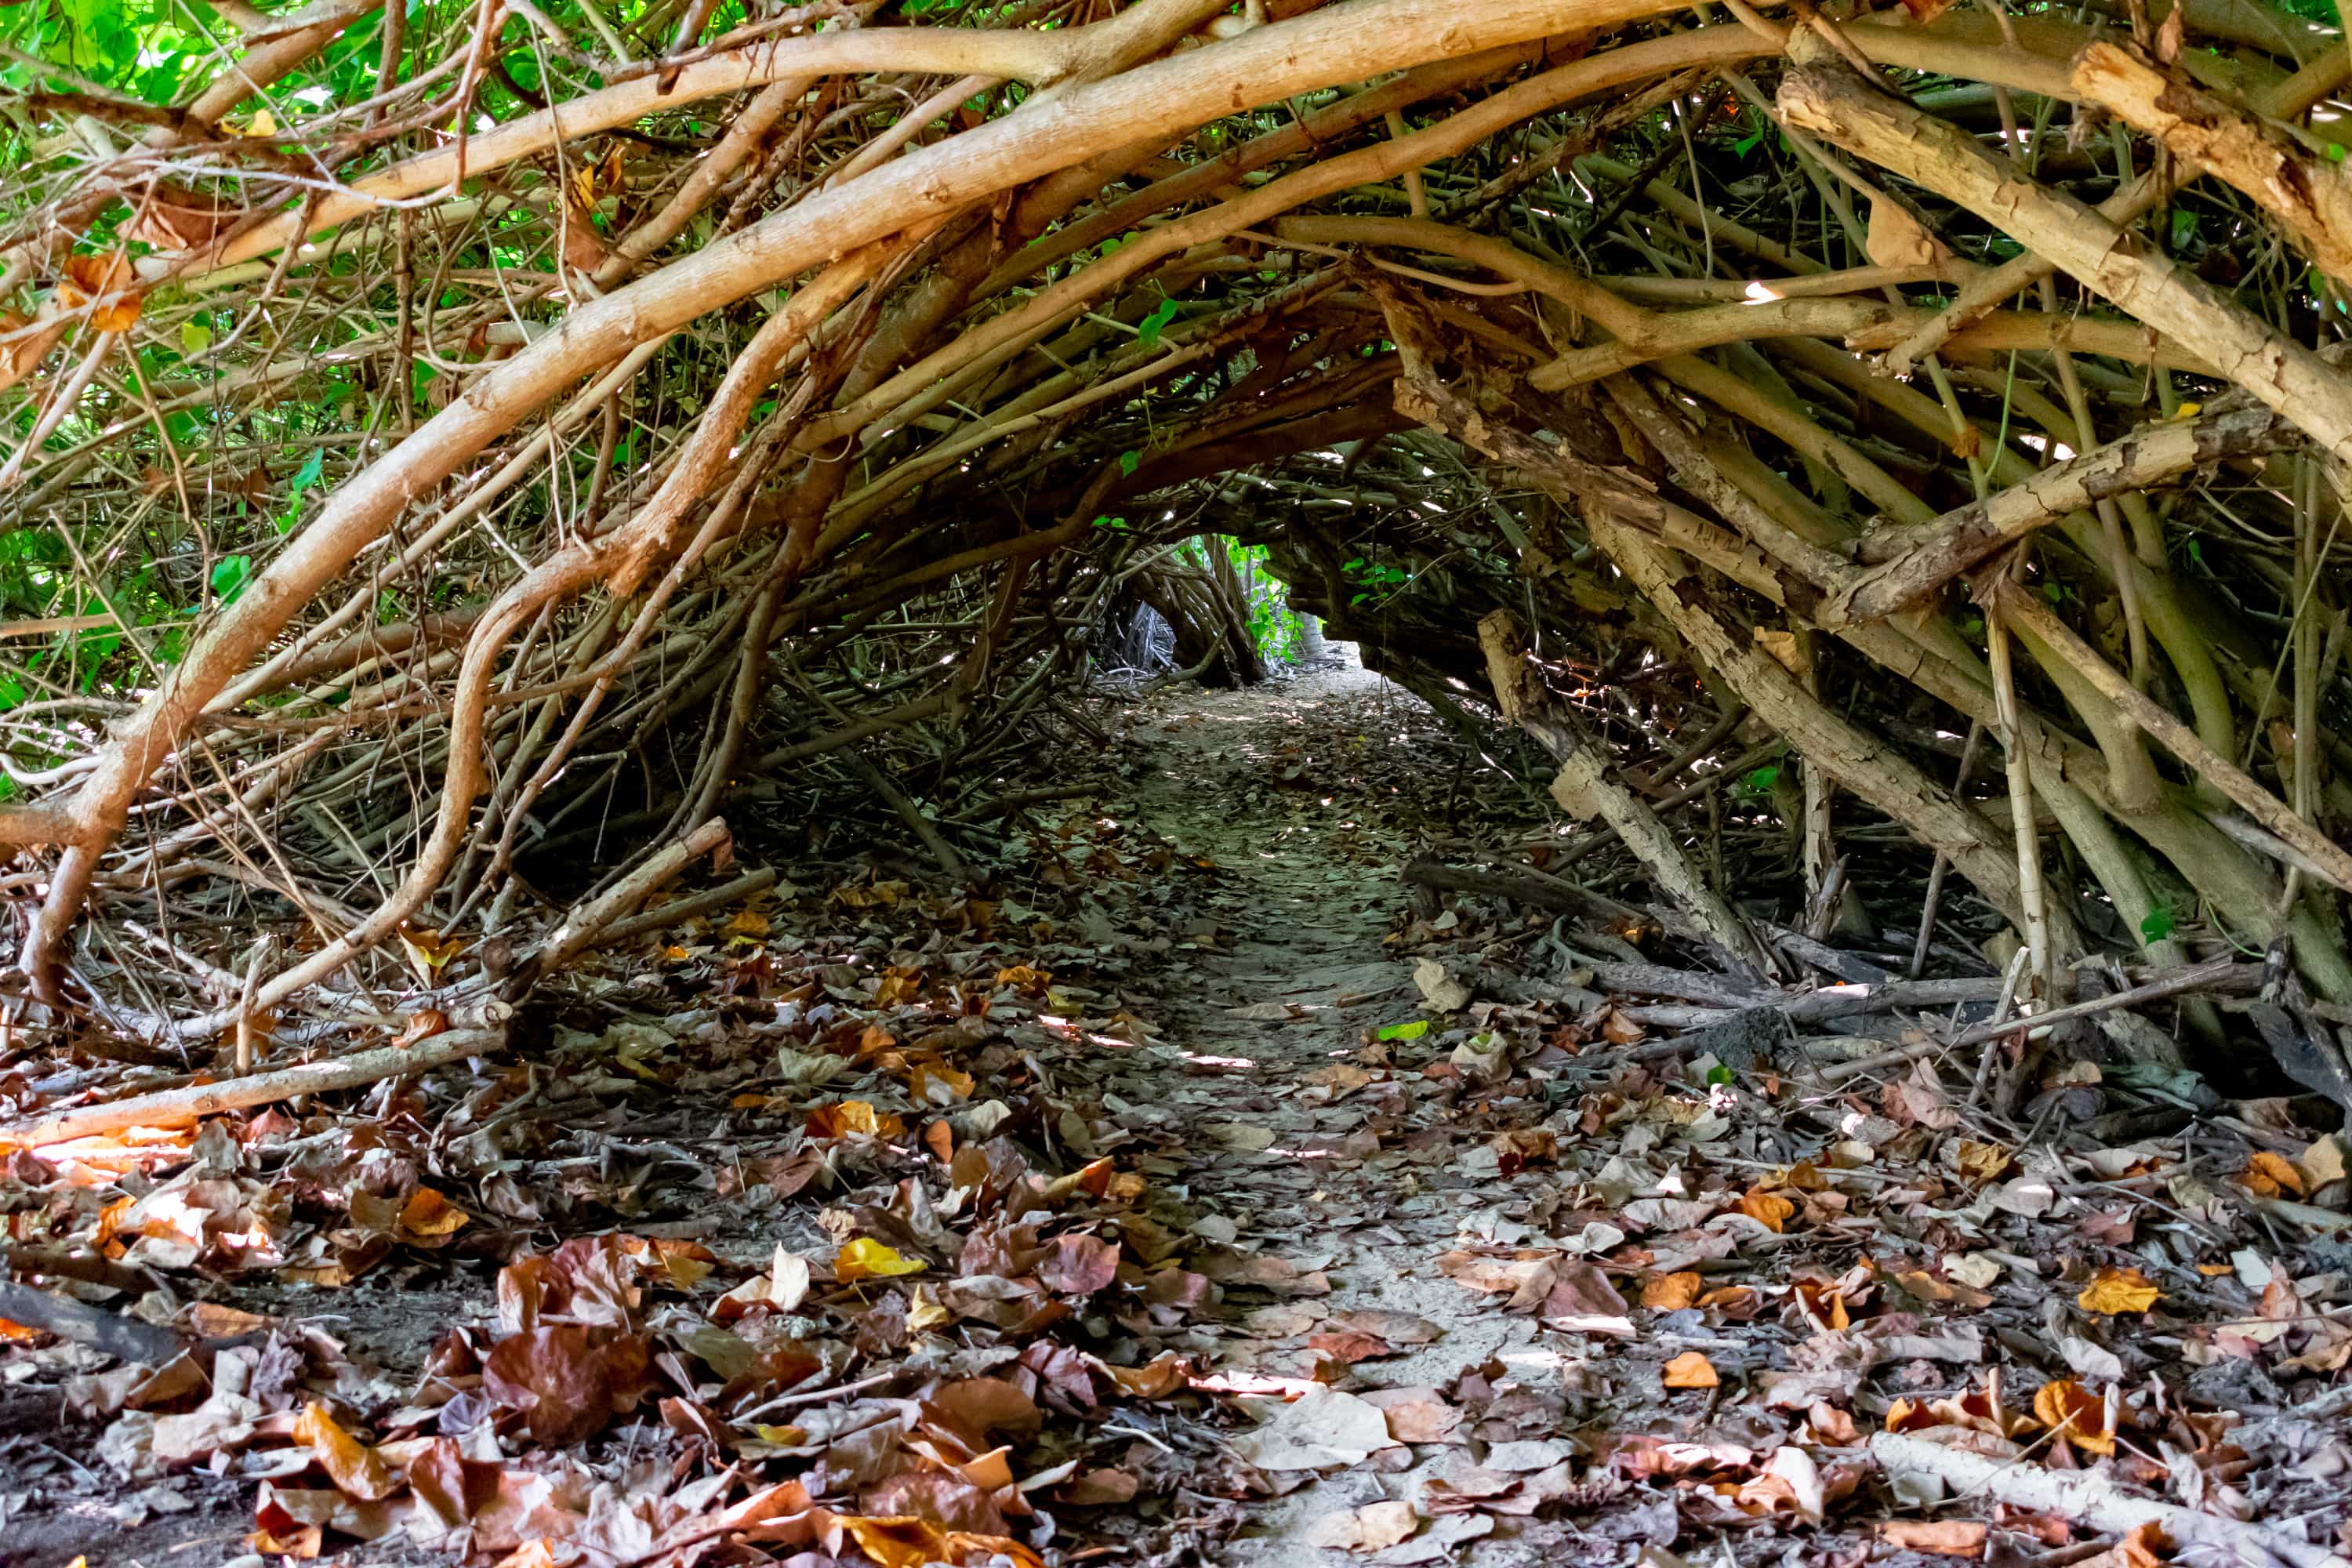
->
[5,660,2352,1568]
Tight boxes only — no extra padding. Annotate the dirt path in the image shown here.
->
[1088,665,1577,1566]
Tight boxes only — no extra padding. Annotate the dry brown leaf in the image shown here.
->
[1881,1520,1987,1558]
[1661,1350,1718,1389]
[1865,196,1938,268]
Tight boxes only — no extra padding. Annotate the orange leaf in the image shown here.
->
[294,1400,394,1500]
[396,1008,448,1047]
[2078,1267,2161,1316]
[1640,1271,1703,1311]
[1738,1188,1796,1232]
[805,1101,905,1140]
[399,1187,470,1239]
[2241,1149,2305,1199]
[2031,1378,2116,1457]
[1661,1350,1719,1389]
[60,252,141,331]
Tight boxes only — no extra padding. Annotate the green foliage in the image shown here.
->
[1736,764,1781,797]
[210,554,252,605]
[2140,905,2177,945]
[1134,296,1183,350]
[1341,555,1410,607]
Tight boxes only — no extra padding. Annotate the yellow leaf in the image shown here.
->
[835,1238,924,1283]
[2170,401,2204,422]
[1661,1350,1719,1389]
[2078,1266,2161,1315]
[1955,1140,2012,1184]
[908,1062,974,1105]
[395,922,463,985]
[724,907,771,939]
[245,107,277,138]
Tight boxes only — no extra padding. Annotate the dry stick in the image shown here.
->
[1824,957,2258,1083]
[846,753,967,880]
[0,1279,181,1362]
[1944,955,2260,1050]
[1908,719,1984,978]
[596,868,779,949]
[1881,39,2352,374]
[2074,41,2352,287]
[1990,579,2352,895]
[0,1028,502,1149]
[1398,369,2042,938]
[1477,607,1774,979]
[1869,1432,2352,1568]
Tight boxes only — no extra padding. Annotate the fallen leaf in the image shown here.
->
[1881,1520,1987,1557]
[1641,1272,1704,1311]
[2032,1378,2116,1456]
[1232,1386,1399,1470]
[1305,1500,1419,1552]
[835,1238,924,1283]
[1661,1351,1718,1389]
[2078,1267,2161,1316]
[1737,1188,1795,1232]
[293,1402,394,1501]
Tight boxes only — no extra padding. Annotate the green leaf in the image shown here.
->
[180,320,211,355]
[1739,764,1780,797]
[1092,514,1127,531]
[1377,1018,1430,1041]
[209,554,252,604]
[289,448,326,492]
[1135,296,1182,350]
[1705,1064,1735,1087]
[2170,208,2198,250]
[1118,449,1140,476]
[2140,906,2176,944]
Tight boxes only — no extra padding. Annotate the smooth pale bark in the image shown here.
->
[1777,42,2352,468]
[1988,577,2352,895]
[0,1030,503,1149]
[1828,405,2295,624]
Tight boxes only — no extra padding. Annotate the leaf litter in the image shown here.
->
[2,666,2352,1568]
